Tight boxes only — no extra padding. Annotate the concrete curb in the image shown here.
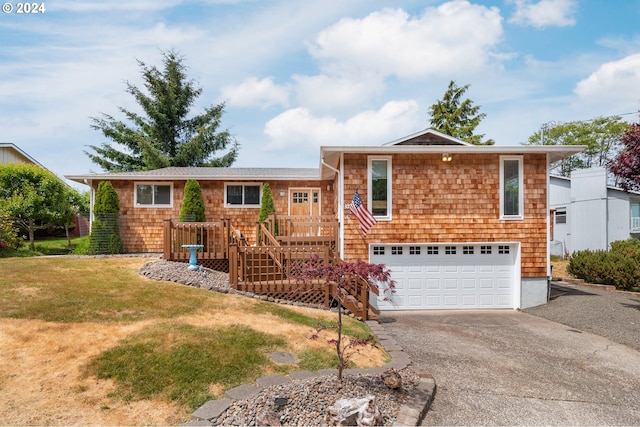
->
[183,319,435,426]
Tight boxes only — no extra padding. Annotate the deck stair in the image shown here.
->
[164,217,378,321]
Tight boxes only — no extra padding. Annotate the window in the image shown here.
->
[498,245,510,254]
[481,245,492,254]
[135,183,172,207]
[368,156,392,220]
[225,183,261,207]
[373,246,385,255]
[445,246,456,255]
[463,246,474,255]
[409,246,421,255]
[391,246,403,255]
[293,192,308,204]
[500,156,524,219]
[632,203,640,232]
[555,208,567,224]
[427,246,439,255]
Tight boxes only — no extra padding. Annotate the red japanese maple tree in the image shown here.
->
[609,115,640,191]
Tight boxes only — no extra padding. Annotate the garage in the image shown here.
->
[370,243,517,310]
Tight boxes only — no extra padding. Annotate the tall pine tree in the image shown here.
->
[86,50,238,172]
[428,80,494,146]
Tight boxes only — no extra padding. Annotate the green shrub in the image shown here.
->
[568,239,640,291]
[257,183,277,239]
[0,209,22,251]
[89,182,123,254]
[179,180,205,222]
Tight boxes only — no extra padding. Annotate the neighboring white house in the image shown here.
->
[550,167,640,257]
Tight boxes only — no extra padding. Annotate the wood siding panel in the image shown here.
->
[341,153,548,278]
[101,179,335,253]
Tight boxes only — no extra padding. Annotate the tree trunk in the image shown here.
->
[28,219,35,251]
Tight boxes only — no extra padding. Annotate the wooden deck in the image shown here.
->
[162,216,377,320]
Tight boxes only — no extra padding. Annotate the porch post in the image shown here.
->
[163,219,172,261]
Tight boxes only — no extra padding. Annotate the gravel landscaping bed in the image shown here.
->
[212,370,419,426]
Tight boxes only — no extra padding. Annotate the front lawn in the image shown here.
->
[0,257,387,425]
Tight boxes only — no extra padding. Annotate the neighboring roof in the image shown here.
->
[0,143,46,168]
[65,167,321,184]
[382,128,474,146]
[550,173,640,197]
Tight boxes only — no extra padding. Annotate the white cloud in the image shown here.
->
[263,100,421,150]
[292,73,386,114]
[508,0,577,28]
[574,53,640,108]
[306,1,503,79]
[219,77,290,109]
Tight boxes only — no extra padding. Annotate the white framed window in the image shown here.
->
[368,156,392,220]
[134,182,173,207]
[555,207,567,224]
[500,156,524,220]
[224,183,261,207]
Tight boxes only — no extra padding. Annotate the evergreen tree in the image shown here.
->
[85,50,238,172]
[179,180,205,222]
[257,183,275,224]
[428,80,494,145]
[90,181,123,254]
[257,183,276,238]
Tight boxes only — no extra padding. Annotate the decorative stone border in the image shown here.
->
[182,320,436,426]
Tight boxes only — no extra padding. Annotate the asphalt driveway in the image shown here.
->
[381,303,640,425]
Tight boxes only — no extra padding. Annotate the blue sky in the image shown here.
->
[1,0,639,190]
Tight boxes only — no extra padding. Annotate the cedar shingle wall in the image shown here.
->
[99,179,335,253]
[341,153,548,278]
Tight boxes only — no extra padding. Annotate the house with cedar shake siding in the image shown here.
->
[66,129,583,310]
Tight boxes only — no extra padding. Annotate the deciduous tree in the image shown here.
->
[525,116,628,177]
[609,115,640,190]
[86,50,238,172]
[292,255,395,380]
[0,163,70,250]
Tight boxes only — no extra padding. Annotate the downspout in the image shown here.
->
[321,156,343,258]
[84,179,94,233]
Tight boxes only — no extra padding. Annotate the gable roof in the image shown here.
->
[383,128,474,146]
[0,143,46,168]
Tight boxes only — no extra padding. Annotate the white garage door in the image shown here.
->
[370,243,516,310]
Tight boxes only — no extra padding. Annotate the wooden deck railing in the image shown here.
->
[261,214,339,261]
[163,219,230,262]
[229,244,330,290]
[163,216,376,320]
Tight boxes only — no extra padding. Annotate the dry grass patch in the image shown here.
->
[0,257,387,425]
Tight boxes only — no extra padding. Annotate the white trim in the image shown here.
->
[339,153,345,259]
[500,155,524,220]
[224,182,262,208]
[369,241,520,310]
[134,182,173,208]
[368,155,392,221]
[513,242,522,309]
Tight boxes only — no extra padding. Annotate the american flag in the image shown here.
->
[350,189,377,235]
